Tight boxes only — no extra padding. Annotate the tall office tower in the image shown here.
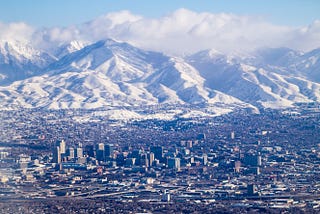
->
[131,150,141,165]
[140,153,149,167]
[167,157,180,171]
[176,158,181,170]
[131,149,141,159]
[53,146,61,164]
[56,140,66,155]
[75,147,83,158]
[104,144,114,159]
[148,152,155,167]
[96,143,105,161]
[67,147,75,159]
[125,158,136,167]
[96,150,104,161]
[116,153,125,166]
[151,146,163,161]
[85,145,94,157]
[97,143,105,151]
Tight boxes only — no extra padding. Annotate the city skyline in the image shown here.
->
[1,1,320,212]
[1,106,320,212]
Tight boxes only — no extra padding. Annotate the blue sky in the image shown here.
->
[1,0,319,54]
[0,0,319,27]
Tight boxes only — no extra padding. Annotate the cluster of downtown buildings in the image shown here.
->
[52,139,181,173]
[1,105,320,212]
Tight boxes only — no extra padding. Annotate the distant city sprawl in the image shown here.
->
[0,104,320,212]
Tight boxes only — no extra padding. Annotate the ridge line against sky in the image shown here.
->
[0,1,320,55]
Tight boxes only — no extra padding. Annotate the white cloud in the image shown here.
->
[32,26,82,51]
[75,8,320,54]
[288,20,320,51]
[0,22,34,42]
[1,9,320,55]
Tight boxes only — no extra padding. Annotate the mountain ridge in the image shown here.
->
[0,38,319,119]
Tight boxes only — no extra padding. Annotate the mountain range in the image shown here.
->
[0,39,319,119]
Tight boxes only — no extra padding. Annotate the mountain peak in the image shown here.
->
[0,39,319,115]
[190,49,223,59]
[0,40,42,61]
[0,40,56,85]
[53,40,88,59]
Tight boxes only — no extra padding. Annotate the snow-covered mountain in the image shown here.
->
[0,38,319,119]
[0,40,56,85]
[0,39,249,111]
[52,40,88,59]
[187,48,320,108]
[295,48,320,82]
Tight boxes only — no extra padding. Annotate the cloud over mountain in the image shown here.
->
[0,21,34,42]
[1,9,320,55]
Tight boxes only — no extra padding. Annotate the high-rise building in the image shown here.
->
[84,145,94,157]
[140,153,148,167]
[96,143,105,161]
[116,153,125,166]
[151,146,163,161]
[167,157,180,171]
[96,149,104,161]
[56,140,66,155]
[131,149,141,159]
[125,158,136,167]
[67,147,74,159]
[148,152,155,167]
[104,144,114,159]
[75,147,83,158]
[53,146,61,164]
[97,143,104,151]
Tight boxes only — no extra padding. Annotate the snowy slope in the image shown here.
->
[0,39,251,115]
[0,38,319,119]
[187,48,320,108]
[52,40,88,59]
[46,39,168,81]
[0,40,56,85]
